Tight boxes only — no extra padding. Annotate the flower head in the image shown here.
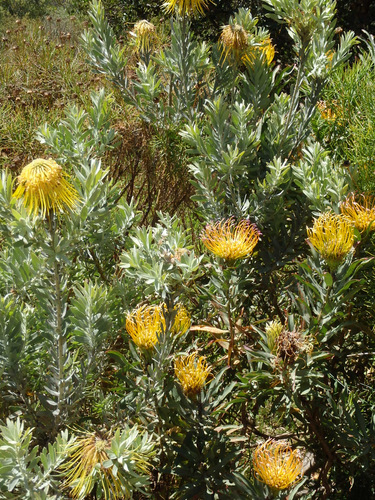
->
[175,353,211,397]
[131,20,157,53]
[163,0,212,16]
[340,193,375,232]
[13,158,79,218]
[276,329,302,363]
[201,218,260,262]
[220,24,248,62]
[307,212,354,269]
[253,439,303,491]
[126,305,165,350]
[62,428,153,499]
[62,431,121,499]
[258,37,275,65]
[170,303,191,336]
[265,319,283,354]
[317,100,337,122]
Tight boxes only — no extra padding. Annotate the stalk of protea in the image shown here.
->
[163,0,212,16]
[253,439,303,492]
[13,158,79,218]
[174,352,211,398]
[307,212,354,270]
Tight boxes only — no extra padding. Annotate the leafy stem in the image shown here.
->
[48,212,65,433]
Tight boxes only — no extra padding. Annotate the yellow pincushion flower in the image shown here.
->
[175,353,211,397]
[126,304,165,350]
[307,212,354,269]
[163,0,212,16]
[220,24,248,62]
[253,439,303,491]
[340,193,375,232]
[13,158,79,218]
[131,20,157,53]
[62,429,153,500]
[258,37,275,65]
[265,319,283,354]
[201,218,260,262]
[62,431,122,499]
[171,303,191,336]
[317,100,337,122]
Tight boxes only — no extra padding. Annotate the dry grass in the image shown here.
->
[0,12,194,222]
[0,13,109,171]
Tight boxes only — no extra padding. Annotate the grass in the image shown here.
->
[0,11,194,223]
[0,13,109,171]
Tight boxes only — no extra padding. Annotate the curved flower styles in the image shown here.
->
[340,193,375,232]
[307,212,354,269]
[253,439,303,491]
[170,303,191,336]
[126,304,165,350]
[220,26,275,66]
[175,353,211,397]
[265,319,283,354]
[163,0,212,16]
[131,20,157,53]
[13,158,79,218]
[258,37,275,65]
[201,218,261,262]
[220,24,248,62]
[62,432,121,499]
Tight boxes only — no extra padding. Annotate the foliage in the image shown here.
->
[313,35,375,193]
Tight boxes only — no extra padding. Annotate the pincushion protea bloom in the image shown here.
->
[126,304,165,350]
[220,24,248,62]
[307,212,354,270]
[131,20,157,53]
[201,218,260,262]
[62,431,121,499]
[253,439,303,491]
[258,37,275,65]
[175,353,211,397]
[340,193,375,232]
[13,158,79,218]
[163,0,212,16]
[265,319,283,354]
[170,303,191,336]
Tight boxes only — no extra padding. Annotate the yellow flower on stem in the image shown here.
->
[265,319,283,354]
[317,100,337,122]
[126,304,165,350]
[340,193,375,232]
[307,212,354,270]
[170,303,191,336]
[13,158,79,218]
[62,431,121,499]
[163,0,212,16]
[220,24,248,62]
[257,37,275,65]
[131,20,157,53]
[201,218,261,262]
[253,439,303,491]
[175,352,211,397]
